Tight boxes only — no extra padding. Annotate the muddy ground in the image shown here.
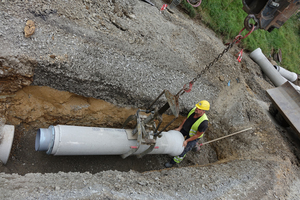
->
[1,0,300,199]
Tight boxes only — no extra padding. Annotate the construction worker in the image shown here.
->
[164,100,209,168]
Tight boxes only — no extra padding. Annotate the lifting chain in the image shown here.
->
[176,25,256,97]
[191,41,233,84]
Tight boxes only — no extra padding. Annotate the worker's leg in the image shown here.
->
[165,139,199,168]
[173,139,198,163]
[192,142,201,152]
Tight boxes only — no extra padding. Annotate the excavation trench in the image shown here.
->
[1,86,218,175]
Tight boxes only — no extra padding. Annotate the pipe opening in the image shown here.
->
[0,125,15,165]
[35,128,52,151]
[35,129,41,151]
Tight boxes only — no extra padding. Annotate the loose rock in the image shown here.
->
[24,20,35,38]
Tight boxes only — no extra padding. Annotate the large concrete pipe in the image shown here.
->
[274,65,298,83]
[250,48,287,87]
[0,125,15,164]
[35,125,185,157]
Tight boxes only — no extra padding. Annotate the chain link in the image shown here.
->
[190,41,235,84]
[175,41,235,97]
[176,25,256,97]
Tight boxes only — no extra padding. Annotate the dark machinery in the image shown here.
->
[267,82,300,136]
[243,0,300,32]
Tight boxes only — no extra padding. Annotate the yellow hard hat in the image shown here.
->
[195,100,210,111]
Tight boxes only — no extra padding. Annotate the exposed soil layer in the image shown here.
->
[1,86,217,175]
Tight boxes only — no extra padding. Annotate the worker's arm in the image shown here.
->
[174,118,187,131]
[182,131,203,147]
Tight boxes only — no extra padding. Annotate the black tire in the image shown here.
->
[269,103,278,116]
[275,112,289,127]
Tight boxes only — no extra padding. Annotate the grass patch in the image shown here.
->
[181,0,196,18]
[180,0,300,73]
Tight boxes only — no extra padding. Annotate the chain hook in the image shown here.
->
[244,14,259,32]
[234,25,256,44]
[183,81,194,93]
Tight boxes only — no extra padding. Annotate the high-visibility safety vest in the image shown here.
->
[187,107,208,138]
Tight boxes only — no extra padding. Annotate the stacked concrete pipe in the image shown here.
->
[250,48,300,93]
[273,65,298,83]
[35,125,185,157]
[0,125,15,164]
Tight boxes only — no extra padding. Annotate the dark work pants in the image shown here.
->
[170,130,199,164]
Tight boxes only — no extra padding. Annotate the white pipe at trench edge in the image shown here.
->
[273,65,298,83]
[250,48,287,86]
[35,125,185,157]
[0,125,15,164]
[250,48,300,92]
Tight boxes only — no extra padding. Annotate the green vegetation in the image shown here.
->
[180,0,300,73]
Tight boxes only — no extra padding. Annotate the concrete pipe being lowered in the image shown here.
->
[0,125,15,164]
[35,125,185,157]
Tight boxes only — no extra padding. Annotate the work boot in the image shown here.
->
[164,162,174,168]
[192,143,201,152]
